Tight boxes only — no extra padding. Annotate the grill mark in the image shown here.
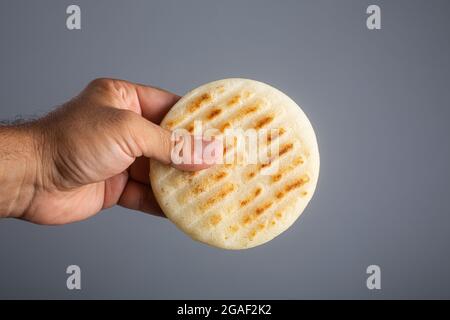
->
[185,108,221,132]
[223,144,230,156]
[184,105,224,133]
[219,122,232,133]
[242,215,252,225]
[214,171,227,180]
[188,93,212,113]
[206,108,222,120]
[167,93,213,128]
[271,174,281,183]
[216,85,225,93]
[227,94,241,107]
[269,211,284,227]
[271,156,304,183]
[191,184,206,195]
[200,183,235,211]
[189,170,229,196]
[279,143,294,157]
[186,123,194,133]
[217,101,262,132]
[242,201,273,225]
[166,166,231,206]
[259,156,274,169]
[223,136,238,156]
[240,104,260,116]
[228,224,239,233]
[267,127,286,143]
[275,175,310,199]
[189,171,200,177]
[245,170,256,180]
[254,115,274,129]
[255,201,273,216]
[189,197,239,231]
[260,161,271,169]
[209,214,222,226]
[165,118,181,129]
[184,165,232,189]
[248,222,267,240]
[240,187,262,207]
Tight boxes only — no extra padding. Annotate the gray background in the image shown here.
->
[1,0,449,299]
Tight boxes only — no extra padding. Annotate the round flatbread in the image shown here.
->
[150,78,319,249]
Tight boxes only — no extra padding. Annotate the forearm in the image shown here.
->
[0,123,42,219]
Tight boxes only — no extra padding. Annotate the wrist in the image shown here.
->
[0,123,44,219]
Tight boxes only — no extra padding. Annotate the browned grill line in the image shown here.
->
[271,156,304,183]
[278,143,294,156]
[241,201,274,226]
[275,175,310,200]
[217,100,263,133]
[188,93,213,113]
[190,170,229,196]
[239,187,262,208]
[227,94,241,107]
[200,183,235,211]
[253,114,275,129]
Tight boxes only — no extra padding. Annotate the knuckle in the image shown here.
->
[87,78,129,102]
[88,77,115,90]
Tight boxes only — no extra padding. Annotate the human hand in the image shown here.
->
[0,78,217,224]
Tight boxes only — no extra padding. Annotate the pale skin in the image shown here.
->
[0,78,216,225]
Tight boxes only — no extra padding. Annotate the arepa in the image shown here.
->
[150,78,319,249]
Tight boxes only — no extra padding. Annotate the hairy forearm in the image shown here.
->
[0,123,42,219]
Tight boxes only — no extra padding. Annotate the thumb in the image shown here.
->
[125,112,222,171]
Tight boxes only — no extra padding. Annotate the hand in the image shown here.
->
[0,78,216,224]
